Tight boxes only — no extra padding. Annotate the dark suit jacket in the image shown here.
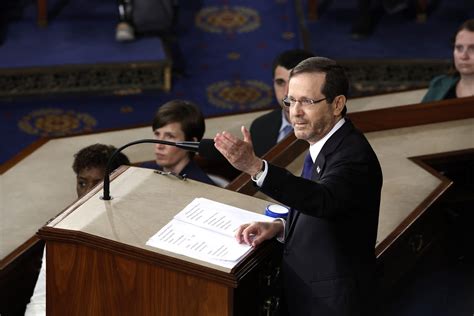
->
[250,108,282,157]
[140,159,215,186]
[259,119,382,316]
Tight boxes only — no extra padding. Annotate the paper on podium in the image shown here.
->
[146,197,274,268]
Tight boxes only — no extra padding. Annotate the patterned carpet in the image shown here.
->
[1,2,473,315]
[0,0,302,165]
[0,0,467,165]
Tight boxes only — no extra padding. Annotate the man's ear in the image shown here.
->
[333,95,346,115]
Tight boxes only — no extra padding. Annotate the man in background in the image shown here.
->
[250,49,314,157]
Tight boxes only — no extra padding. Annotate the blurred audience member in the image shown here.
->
[352,0,410,39]
[25,144,130,316]
[143,99,216,185]
[422,19,474,102]
[115,0,178,42]
[73,143,130,198]
[250,49,314,157]
[116,0,135,41]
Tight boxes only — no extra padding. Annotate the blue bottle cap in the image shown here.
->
[265,204,289,219]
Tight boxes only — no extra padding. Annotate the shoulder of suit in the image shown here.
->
[250,108,282,129]
[322,121,359,154]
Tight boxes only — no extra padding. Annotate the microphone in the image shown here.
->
[101,138,222,200]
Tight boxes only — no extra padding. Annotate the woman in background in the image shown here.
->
[144,99,216,186]
[422,19,474,102]
[73,144,130,198]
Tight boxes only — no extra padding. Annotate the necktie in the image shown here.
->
[287,151,313,234]
[277,124,293,142]
[301,152,313,179]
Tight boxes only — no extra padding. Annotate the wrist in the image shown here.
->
[249,159,264,178]
[272,220,285,239]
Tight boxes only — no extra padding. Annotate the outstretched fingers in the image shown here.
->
[214,131,239,156]
[241,126,253,145]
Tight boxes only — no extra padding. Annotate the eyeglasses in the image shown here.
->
[282,96,327,107]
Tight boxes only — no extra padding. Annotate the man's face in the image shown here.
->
[288,72,341,145]
[454,29,474,76]
[273,65,291,121]
[76,166,105,198]
[154,122,190,171]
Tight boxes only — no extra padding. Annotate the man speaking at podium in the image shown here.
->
[214,57,383,316]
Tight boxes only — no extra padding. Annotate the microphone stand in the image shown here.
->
[101,138,218,200]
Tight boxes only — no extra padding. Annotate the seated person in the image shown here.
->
[116,0,135,41]
[115,0,177,42]
[73,143,130,198]
[250,49,314,157]
[351,0,410,39]
[25,144,130,316]
[422,19,474,102]
[142,99,215,186]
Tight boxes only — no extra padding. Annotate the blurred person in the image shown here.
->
[115,0,135,41]
[144,99,215,185]
[73,143,130,198]
[351,0,410,39]
[422,19,474,102]
[25,144,130,316]
[115,0,178,42]
[250,49,314,157]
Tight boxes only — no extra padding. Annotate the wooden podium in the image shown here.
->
[38,167,282,316]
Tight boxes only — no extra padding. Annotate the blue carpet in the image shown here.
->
[1,1,167,68]
[0,0,302,165]
[1,2,473,315]
[1,93,161,162]
[304,0,474,59]
[1,0,472,165]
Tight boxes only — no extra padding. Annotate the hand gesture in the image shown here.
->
[214,126,262,176]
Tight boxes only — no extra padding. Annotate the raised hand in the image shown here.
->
[214,126,262,176]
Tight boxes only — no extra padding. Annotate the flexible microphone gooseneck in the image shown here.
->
[101,138,220,200]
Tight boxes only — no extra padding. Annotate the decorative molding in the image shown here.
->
[0,59,450,98]
[340,59,452,97]
[0,61,172,97]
